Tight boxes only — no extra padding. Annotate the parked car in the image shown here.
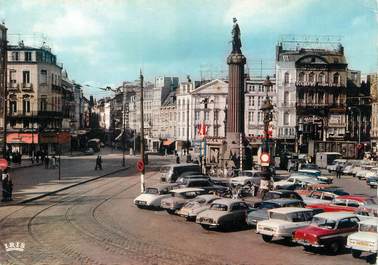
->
[262,190,303,201]
[178,178,227,194]
[296,184,347,196]
[367,176,378,188]
[256,207,315,242]
[83,148,95,155]
[160,164,202,182]
[297,169,333,184]
[236,170,262,178]
[356,168,375,180]
[356,204,378,220]
[274,175,321,189]
[326,159,347,172]
[342,165,354,175]
[306,195,375,213]
[196,198,252,230]
[177,194,219,221]
[301,189,349,205]
[293,212,360,254]
[134,183,179,209]
[246,199,305,226]
[347,218,378,259]
[160,188,204,214]
[175,175,210,184]
[300,163,320,170]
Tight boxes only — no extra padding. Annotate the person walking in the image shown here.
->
[336,164,342,179]
[175,154,180,164]
[1,169,12,201]
[45,155,49,169]
[95,155,103,170]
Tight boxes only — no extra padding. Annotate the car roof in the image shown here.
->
[298,169,319,173]
[211,198,244,206]
[232,176,253,180]
[271,190,295,194]
[359,204,378,210]
[314,212,357,220]
[196,194,219,200]
[336,195,370,202]
[186,178,210,182]
[359,218,378,226]
[264,198,302,204]
[149,183,178,191]
[170,188,204,193]
[268,207,312,214]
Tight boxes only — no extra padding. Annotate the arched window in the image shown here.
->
[9,94,17,113]
[298,72,305,82]
[309,72,315,83]
[284,72,290,84]
[23,95,31,113]
[318,72,325,84]
[333,73,340,84]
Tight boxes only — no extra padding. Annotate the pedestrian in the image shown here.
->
[2,169,12,201]
[95,154,103,170]
[336,164,342,179]
[45,156,49,169]
[176,154,180,164]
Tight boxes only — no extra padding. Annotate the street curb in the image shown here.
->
[17,166,130,205]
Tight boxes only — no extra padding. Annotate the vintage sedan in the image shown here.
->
[133,183,179,209]
[306,195,375,213]
[256,207,315,242]
[294,212,360,254]
[301,190,342,205]
[347,218,378,259]
[274,175,318,189]
[262,190,303,201]
[177,194,219,221]
[246,199,305,226]
[160,188,204,214]
[196,198,251,230]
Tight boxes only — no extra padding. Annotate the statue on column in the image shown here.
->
[231,18,242,53]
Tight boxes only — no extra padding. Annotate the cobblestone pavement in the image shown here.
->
[0,161,373,265]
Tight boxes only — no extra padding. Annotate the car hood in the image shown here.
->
[302,197,328,205]
[161,197,186,205]
[197,210,227,221]
[247,209,268,220]
[295,225,335,238]
[134,193,161,202]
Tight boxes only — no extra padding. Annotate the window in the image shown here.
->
[10,100,17,113]
[333,73,340,84]
[40,69,47,84]
[204,111,209,121]
[214,110,219,120]
[195,111,200,121]
[248,96,252,106]
[318,72,325,84]
[251,96,255,106]
[309,72,315,83]
[284,72,290,84]
[22,95,31,113]
[9,69,16,84]
[25,52,32,62]
[40,96,47,111]
[337,218,358,229]
[23,71,30,84]
[284,112,289,125]
[248,112,252,123]
[257,112,262,123]
[284,91,289,104]
[298,72,305,82]
[214,126,218,137]
[11,52,19,61]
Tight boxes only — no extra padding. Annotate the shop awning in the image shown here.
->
[7,133,38,144]
[162,139,174,146]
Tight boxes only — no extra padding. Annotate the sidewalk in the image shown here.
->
[1,154,132,206]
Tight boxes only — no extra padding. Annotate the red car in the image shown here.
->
[306,195,375,213]
[293,212,360,254]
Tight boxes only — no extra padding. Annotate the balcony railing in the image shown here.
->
[22,83,33,91]
[7,83,19,91]
[296,102,345,109]
[295,81,343,88]
[8,111,38,118]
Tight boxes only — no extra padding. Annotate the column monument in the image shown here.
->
[224,18,246,170]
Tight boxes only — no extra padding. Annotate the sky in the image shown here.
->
[0,0,377,97]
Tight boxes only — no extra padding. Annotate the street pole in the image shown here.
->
[140,70,145,192]
[122,84,126,167]
[239,132,243,170]
[2,25,7,158]
[57,130,61,181]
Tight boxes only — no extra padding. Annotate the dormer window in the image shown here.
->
[298,72,305,82]
[333,73,340,84]
[309,72,315,83]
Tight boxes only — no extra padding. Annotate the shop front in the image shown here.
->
[6,132,39,155]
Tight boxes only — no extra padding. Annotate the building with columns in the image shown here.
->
[275,42,348,157]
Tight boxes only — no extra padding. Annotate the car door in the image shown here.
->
[336,217,359,242]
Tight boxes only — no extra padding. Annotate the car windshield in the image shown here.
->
[210,203,228,211]
[263,193,280,200]
[145,188,159,195]
[259,202,279,209]
[269,212,288,221]
[360,224,378,232]
[311,217,336,229]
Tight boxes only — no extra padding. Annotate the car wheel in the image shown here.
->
[328,170,331,173]
[262,235,273,243]
[166,209,175,215]
[303,245,312,252]
[367,253,377,264]
[186,216,195,222]
[328,241,340,254]
[200,224,210,230]
[351,249,362,258]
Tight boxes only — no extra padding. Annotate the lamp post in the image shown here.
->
[260,76,274,169]
[140,70,145,192]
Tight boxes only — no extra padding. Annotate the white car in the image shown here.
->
[326,159,347,172]
[302,190,337,205]
[256,207,314,242]
[177,194,219,221]
[356,170,375,180]
[347,218,378,259]
[134,183,179,208]
[160,188,204,214]
[230,176,255,186]
[342,165,354,175]
[273,175,316,189]
[351,166,362,177]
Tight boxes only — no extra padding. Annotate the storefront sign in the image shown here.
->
[6,133,38,144]
[39,131,71,144]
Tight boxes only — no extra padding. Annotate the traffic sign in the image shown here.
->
[260,152,270,166]
[0,159,8,170]
[136,160,144,172]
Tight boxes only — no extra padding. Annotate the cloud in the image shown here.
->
[225,0,315,30]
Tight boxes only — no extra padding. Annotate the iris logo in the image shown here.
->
[4,242,25,252]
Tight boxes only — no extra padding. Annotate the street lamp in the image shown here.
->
[260,76,274,166]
